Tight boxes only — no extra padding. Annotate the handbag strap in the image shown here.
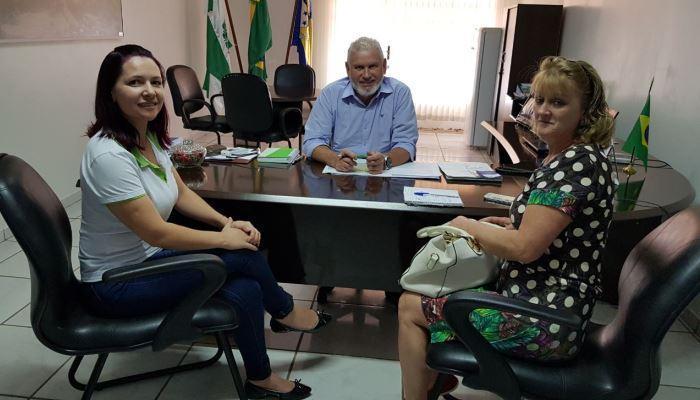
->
[416,225,470,239]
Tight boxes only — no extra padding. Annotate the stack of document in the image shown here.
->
[258,147,301,164]
[205,147,258,164]
[403,187,464,207]
[438,162,502,184]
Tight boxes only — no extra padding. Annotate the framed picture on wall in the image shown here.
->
[0,0,123,43]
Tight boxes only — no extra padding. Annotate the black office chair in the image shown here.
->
[221,73,303,148]
[166,64,232,145]
[274,64,315,105]
[273,64,316,148]
[0,154,247,400]
[426,206,700,400]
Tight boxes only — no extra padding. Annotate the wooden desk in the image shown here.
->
[180,156,694,301]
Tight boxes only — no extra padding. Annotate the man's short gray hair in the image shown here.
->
[347,37,384,61]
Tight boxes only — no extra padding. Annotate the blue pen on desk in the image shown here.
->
[414,191,460,198]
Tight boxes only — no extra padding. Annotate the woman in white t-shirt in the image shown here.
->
[79,45,329,400]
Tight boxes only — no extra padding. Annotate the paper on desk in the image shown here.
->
[403,187,464,207]
[438,161,501,181]
[322,161,441,179]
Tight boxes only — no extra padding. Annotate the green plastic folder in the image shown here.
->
[260,148,294,158]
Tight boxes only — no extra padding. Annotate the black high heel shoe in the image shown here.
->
[245,379,311,399]
[269,310,333,333]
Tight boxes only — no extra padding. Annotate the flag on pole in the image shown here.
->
[292,0,313,65]
[622,84,652,170]
[248,0,272,80]
[203,0,232,97]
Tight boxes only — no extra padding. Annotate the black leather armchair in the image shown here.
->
[427,206,700,400]
[166,64,232,145]
[222,73,303,148]
[0,154,247,400]
[273,64,316,148]
[274,64,315,105]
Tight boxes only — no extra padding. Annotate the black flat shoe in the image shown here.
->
[269,310,333,333]
[245,379,311,399]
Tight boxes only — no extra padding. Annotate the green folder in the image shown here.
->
[260,148,295,158]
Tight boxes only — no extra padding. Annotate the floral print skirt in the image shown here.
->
[421,289,579,361]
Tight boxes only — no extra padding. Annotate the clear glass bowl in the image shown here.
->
[177,167,207,188]
[171,140,206,168]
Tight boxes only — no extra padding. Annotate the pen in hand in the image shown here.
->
[336,149,358,171]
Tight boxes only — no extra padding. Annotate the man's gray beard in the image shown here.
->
[351,80,381,98]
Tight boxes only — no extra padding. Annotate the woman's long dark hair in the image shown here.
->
[86,44,170,150]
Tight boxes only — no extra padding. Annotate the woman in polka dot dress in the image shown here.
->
[398,56,617,399]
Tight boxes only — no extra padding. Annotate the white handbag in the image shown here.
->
[399,224,500,298]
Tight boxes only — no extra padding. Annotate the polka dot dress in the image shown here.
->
[422,144,616,361]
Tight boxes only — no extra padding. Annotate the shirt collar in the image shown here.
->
[130,132,167,182]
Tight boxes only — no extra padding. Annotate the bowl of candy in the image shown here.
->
[171,140,206,168]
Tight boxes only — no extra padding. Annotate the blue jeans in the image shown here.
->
[80,248,294,380]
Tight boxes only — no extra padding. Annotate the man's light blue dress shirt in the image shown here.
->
[302,77,418,159]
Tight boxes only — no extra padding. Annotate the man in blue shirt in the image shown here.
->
[302,36,419,174]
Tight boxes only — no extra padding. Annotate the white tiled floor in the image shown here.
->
[1,131,698,399]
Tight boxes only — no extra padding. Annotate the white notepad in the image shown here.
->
[403,187,464,207]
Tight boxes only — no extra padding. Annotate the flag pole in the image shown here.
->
[622,144,637,176]
[285,0,301,64]
[224,0,244,72]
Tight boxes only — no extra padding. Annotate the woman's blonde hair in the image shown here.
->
[531,56,614,147]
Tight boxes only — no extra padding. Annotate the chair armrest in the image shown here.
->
[440,291,581,400]
[181,99,218,128]
[447,290,582,328]
[102,254,227,351]
[277,107,303,137]
[209,93,224,106]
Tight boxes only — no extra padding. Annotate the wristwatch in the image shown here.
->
[384,154,393,170]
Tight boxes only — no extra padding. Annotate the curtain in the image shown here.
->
[326,0,497,123]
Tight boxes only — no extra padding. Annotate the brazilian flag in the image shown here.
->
[248,0,272,80]
[622,93,651,170]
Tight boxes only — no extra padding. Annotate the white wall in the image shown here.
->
[559,0,700,322]
[0,0,191,235]
[560,0,700,195]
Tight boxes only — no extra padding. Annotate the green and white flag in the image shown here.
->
[203,0,232,97]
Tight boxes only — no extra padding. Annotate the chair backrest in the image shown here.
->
[0,154,82,350]
[166,65,206,117]
[601,206,700,386]
[221,73,274,133]
[274,64,316,98]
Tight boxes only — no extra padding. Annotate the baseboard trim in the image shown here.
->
[2,190,81,241]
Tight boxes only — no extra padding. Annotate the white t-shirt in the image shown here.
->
[78,131,178,282]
